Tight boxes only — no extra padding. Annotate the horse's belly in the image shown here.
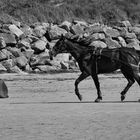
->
[97,59,120,74]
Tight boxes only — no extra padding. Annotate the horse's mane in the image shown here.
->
[65,36,94,50]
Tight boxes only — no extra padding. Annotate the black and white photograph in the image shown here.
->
[0,0,140,139]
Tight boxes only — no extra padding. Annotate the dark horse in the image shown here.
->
[50,35,140,102]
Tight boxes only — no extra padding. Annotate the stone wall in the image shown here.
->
[0,20,140,73]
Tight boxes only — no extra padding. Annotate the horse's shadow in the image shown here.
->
[10,100,140,104]
[46,100,139,104]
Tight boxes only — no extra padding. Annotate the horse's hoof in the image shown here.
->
[121,95,125,101]
[77,94,82,101]
[95,98,102,103]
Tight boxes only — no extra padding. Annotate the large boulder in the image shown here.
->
[0,79,8,98]
[84,24,104,34]
[47,25,67,40]
[0,49,9,61]
[129,26,140,35]
[20,24,33,36]
[1,59,15,72]
[33,25,47,37]
[90,33,105,41]
[89,40,107,48]
[7,47,23,57]
[22,49,34,60]
[124,32,137,40]
[126,39,140,50]
[0,33,16,45]
[31,39,47,54]
[15,55,28,69]
[53,53,70,62]
[9,24,24,38]
[30,52,51,67]
[59,21,72,32]
[17,38,31,49]
[103,27,120,38]
[118,37,127,47]
[70,24,84,35]
[104,38,121,49]
[121,20,132,28]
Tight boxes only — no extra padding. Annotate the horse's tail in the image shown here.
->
[136,50,140,71]
[119,48,140,69]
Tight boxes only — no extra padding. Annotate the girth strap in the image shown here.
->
[93,48,103,74]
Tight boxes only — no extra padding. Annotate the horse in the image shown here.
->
[50,35,140,102]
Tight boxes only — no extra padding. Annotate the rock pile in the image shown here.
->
[0,20,140,73]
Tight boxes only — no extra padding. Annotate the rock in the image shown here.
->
[0,37,6,49]
[37,65,58,72]
[27,35,39,43]
[46,41,56,50]
[0,33,16,45]
[48,25,67,40]
[30,52,51,67]
[0,63,7,73]
[118,37,127,47]
[103,27,120,38]
[89,40,107,48]
[59,21,72,32]
[25,64,32,72]
[124,32,137,39]
[1,59,15,72]
[22,49,34,60]
[0,49,9,61]
[17,38,31,49]
[126,39,140,50]
[60,61,69,69]
[121,20,131,28]
[84,24,104,34]
[70,24,84,35]
[11,20,21,27]
[105,38,121,48]
[129,26,140,35]
[20,24,33,36]
[9,24,24,38]
[2,24,11,31]
[117,27,128,37]
[73,20,88,27]
[33,25,47,37]
[0,79,8,98]
[31,39,46,54]
[15,55,28,69]
[53,53,70,62]
[90,33,105,41]
[7,47,23,57]
[10,65,26,74]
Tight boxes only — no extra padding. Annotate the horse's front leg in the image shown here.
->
[91,74,102,102]
[75,71,89,101]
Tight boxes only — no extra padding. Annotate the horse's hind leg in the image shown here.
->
[120,69,135,101]
[75,71,89,101]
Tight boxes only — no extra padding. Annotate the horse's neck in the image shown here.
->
[65,40,87,61]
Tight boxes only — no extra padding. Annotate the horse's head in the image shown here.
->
[51,34,67,57]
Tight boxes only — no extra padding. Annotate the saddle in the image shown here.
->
[93,47,120,60]
[92,47,120,73]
